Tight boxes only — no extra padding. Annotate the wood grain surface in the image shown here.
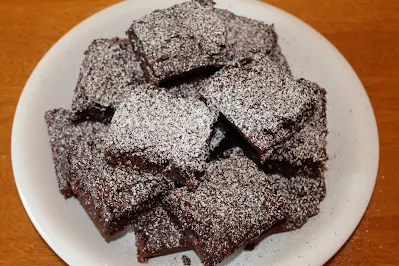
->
[0,0,398,265]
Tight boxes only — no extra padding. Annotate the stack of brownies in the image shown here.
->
[45,1,328,265]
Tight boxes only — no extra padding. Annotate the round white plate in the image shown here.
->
[11,0,379,265]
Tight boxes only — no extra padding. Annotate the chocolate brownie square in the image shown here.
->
[133,206,189,262]
[163,148,287,266]
[166,81,229,161]
[45,108,107,198]
[263,79,328,176]
[246,171,326,250]
[201,54,319,164]
[67,133,174,239]
[215,8,276,57]
[71,38,145,123]
[215,9,291,74]
[268,172,326,231]
[105,84,218,184]
[127,1,226,86]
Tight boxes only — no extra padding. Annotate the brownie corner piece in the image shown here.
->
[215,9,276,58]
[163,147,287,266]
[266,170,326,232]
[127,1,226,85]
[201,55,317,163]
[283,172,326,230]
[105,85,218,184]
[215,8,291,75]
[71,37,145,123]
[263,78,328,173]
[133,206,189,262]
[68,136,174,239]
[44,108,107,198]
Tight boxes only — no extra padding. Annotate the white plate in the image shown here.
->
[11,0,379,265]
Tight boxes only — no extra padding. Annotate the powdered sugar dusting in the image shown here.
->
[167,79,205,99]
[127,1,226,84]
[201,55,317,159]
[67,130,174,238]
[106,85,218,181]
[267,171,326,230]
[215,9,291,75]
[167,80,227,154]
[44,108,107,198]
[268,43,292,75]
[164,148,288,266]
[209,126,226,152]
[133,206,188,260]
[71,38,145,119]
[268,79,328,165]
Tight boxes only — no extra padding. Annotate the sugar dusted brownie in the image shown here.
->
[71,38,145,123]
[268,172,326,231]
[201,55,318,164]
[45,108,107,198]
[167,81,228,158]
[105,85,218,184]
[249,172,326,248]
[133,206,189,262]
[215,8,276,58]
[283,173,326,230]
[127,1,226,86]
[215,9,291,74]
[67,134,174,239]
[263,79,328,176]
[163,148,287,266]
[268,80,327,165]
[245,172,326,250]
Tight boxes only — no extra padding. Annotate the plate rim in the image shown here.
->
[11,0,380,265]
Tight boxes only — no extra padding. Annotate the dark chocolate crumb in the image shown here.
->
[182,255,191,265]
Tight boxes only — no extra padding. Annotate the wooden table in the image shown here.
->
[1,0,398,265]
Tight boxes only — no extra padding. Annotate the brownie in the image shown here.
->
[167,78,206,99]
[245,171,326,250]
[67,133,174,239]
[166,80,228,157]
[215,9,291,74]
[44,108,106,198]
[163,148,287,266]
[263,79,328,176]
[133,206,190,262]
[71,38,146,123]
[268,172,326,231]
[201,54,319,164]
[105,85,218,184]
[268,80,327,165]
[127,1,227,86]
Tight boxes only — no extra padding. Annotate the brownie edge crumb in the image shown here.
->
[182,255,191,265]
